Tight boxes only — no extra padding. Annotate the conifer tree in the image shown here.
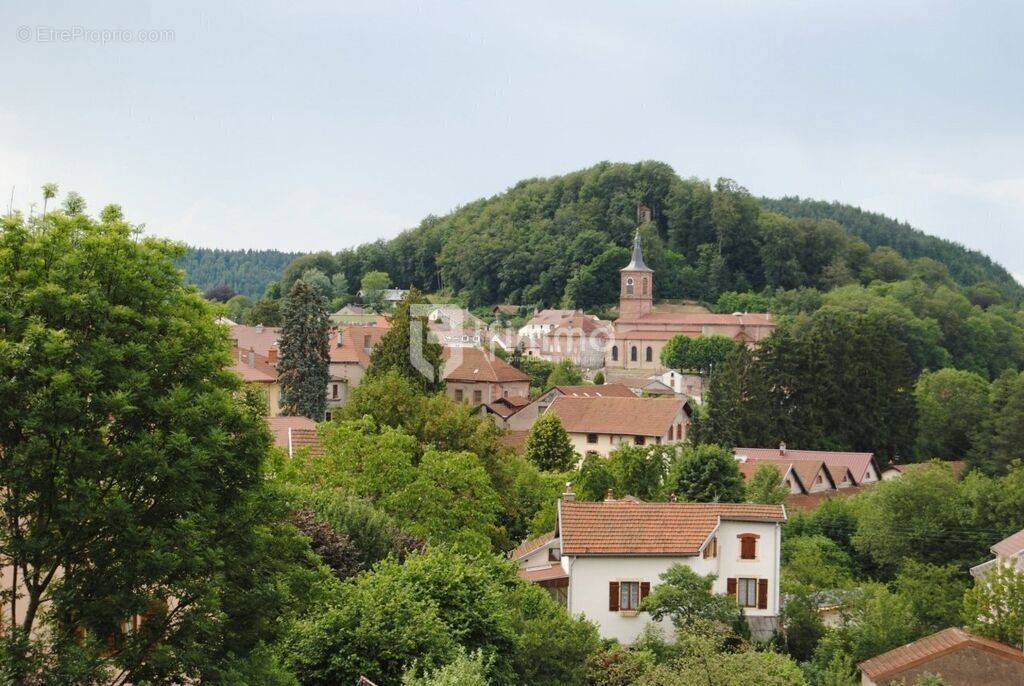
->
[366,289,444,393]
[278,280,330,420]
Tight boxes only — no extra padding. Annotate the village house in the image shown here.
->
[442,346,531,405]
[970,526,1024,579]
[265,415,323,458]
[498,383,637,431]
[735,445,880,487]
[544,395,690,458]
[517,309,613,368]
[857,627,1024,686]
[605,229,774,372]
[512,490,787,643]
[327,324,390,413]
[232,346,282,415]
[653,369,704,401]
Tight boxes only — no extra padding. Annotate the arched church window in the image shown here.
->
[611,346,618,361]
[625,277,634,295]
[646,346,653,362]
[630,346,637,362]
[642,278,648,296]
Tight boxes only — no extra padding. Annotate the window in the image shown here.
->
[611,346,618,361]
[587,433,598,444]
[331,383,339,400]
[784,478,792,489]
[454,389,464,402]
[702,536,717,559]
[609,581,650,611]
[645,347,653,362]
[634,436,646,446]
[630,346,637,362]
[737,578,758,608]
[472,389,482,403]
[739,533,759,560]
[503,390,509,397]
[815,474,823,485]
[625,277,634,295]
[642,277,648,296]
[676,423,682,440]
[548,547,561,562]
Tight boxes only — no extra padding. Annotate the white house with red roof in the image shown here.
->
[970,527,1024,579]
[511,489,786,643]
[544,395,690,458]
[734,444,880,487]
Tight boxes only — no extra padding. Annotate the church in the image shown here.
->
[605,230,775,371]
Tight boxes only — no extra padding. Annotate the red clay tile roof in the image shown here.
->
[265,416,316,449]
[886,460,968,480]
[553,384,636,398]
[442,347,531,383]
[499,430,529,451]
[288,428,323,458]
[737,460,806,493]
[517,565,568,583]
[858,627,1024,681]
[558,500,785,555]
[231,347,278,382]
[329,325,390,365]
[735,447,878,484]
[616,312,774,326]
[547,396,685,437]
[510,531,556,560]
[992,528,1024,557]
[784,485,868,510]
[230,324,281,357]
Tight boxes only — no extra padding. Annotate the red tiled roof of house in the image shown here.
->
[329,325,390,365]
[442,346,531,383]
[547,396,686,437]
[737,460,806,493]
[265,416,316,450]
[734,447,878,484]
[558,499,786,555]
[784,485,867,510]
[553,384,636,398]
[616,312,774,326]
[230,324,281,357]
[517,565,569,583]
[992,528,1024,557]
[288,428,323,457]
[858,627,1024,681]
[510,531,556,560]
[887,460,968,480]
[499,430,529,451]
[231,347,278,382]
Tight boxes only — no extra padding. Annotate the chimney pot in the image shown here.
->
[779,441,787,456]
[605,488,615,502]
[562,482,575,502]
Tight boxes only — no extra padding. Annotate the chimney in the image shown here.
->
[562,482,575,502]
[267,348,278,363]
[255,324,264,334]
[779,442,787,456]
[604,489,615,502]
[669,493,678,502]
[231,337,239,349]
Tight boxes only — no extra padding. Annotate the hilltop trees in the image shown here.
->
[0,208,292,682]
[278,280,330,420]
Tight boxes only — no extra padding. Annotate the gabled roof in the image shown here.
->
[558,499,786,556]
[231,347,278,382]
[329,325,390,365]
[858,627,1024,681]
[484,395,532,419]
[616,312,774,327]
[621,230,653,273]
[230,324,281,357]
[264,416,323,458]
[546,396,687,437]
[737,460,807,494]
[551,384,636,398]
[510,531,556,560]
[992,528,1024,557]
[734,446,878,485]
[442,347,531,384]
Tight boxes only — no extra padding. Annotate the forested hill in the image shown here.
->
[761,196,1021,297]
[296,160,1020,308]
[177,247,305,298]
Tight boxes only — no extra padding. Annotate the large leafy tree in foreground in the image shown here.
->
[0,210,285,682]
[278,280,330,420]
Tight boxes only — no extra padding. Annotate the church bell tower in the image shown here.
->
[619,229,653,319]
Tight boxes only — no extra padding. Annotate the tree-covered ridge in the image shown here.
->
[279,161,1020,310]
[761,196,1023,299]
[177,247,306,298]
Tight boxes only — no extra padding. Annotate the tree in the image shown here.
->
[204,283,238,302]
[0,211,287,682]
[366,290,444,393]
[606,446,671,501]
[278,280,330,420]
[546,359,584,387]
[665,444,745,503]
[524,413,577,472]
[640,565,743,636]
[402,649,490,686]
[962,563,1024,648]
[360,270,392,308]
[914,368,990,460]
[781,590,825,662]
[782,535,854,591]
[61,191,86,216]
[893,560,968,633]
[246,297,283,326]
[971,370,1024,474]
[40,182,58,215]
[661,335,737,376]
[746,464,790,505]
[593,371,605,385]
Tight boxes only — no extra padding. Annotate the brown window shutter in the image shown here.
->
[640,581,651,602]
[609,582,619,611]
[758,579,768,609]
[726,577,737,596]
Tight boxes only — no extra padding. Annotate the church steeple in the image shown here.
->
[619,228,653,319]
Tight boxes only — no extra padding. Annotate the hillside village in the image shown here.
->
[4,183,1024,686]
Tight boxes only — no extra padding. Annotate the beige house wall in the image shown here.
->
[447,380,530,406]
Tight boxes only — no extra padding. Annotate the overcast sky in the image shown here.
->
[2,1,1022,279]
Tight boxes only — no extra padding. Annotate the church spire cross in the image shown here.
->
[621,229,653,273]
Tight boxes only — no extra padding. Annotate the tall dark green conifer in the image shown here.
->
[366,289,444,392]
[278,280,330,420]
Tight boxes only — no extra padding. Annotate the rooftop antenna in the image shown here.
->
[7,186,13,216]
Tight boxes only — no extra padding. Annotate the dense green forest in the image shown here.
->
[177,247,304,298]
